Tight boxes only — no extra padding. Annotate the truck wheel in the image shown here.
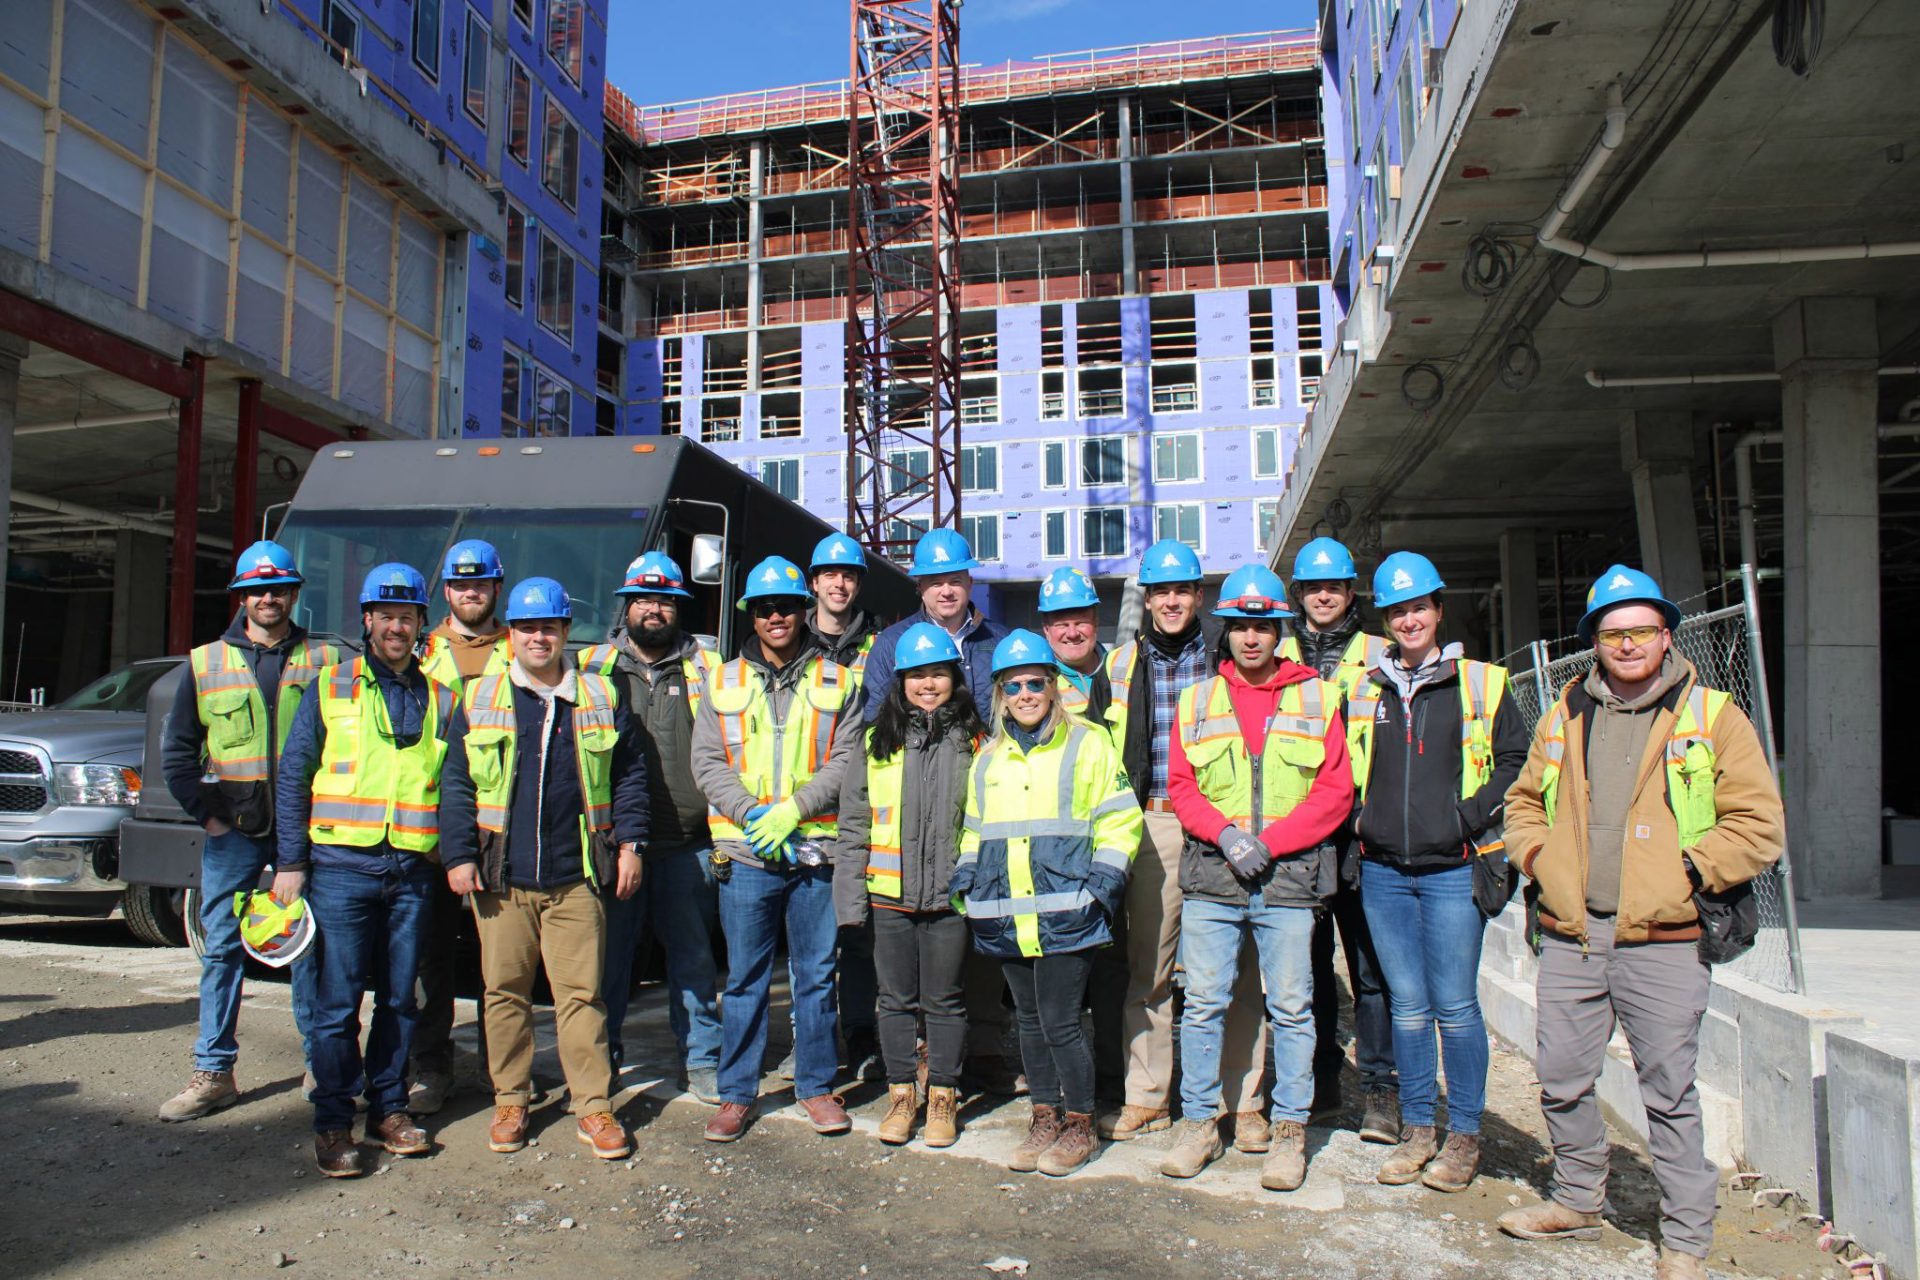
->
[122,884,188,948]
[181,888,209,959]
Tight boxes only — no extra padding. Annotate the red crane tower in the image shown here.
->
[844,0,962,559]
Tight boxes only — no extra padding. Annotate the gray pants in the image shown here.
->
[1535,918,1718,1258]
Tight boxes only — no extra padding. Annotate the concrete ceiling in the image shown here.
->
[1285,0,1920,593]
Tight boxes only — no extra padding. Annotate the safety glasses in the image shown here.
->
[1000,677,1051,696]
[244,585,293,599]
[748,599,803,619]
[1595,625,1663,649]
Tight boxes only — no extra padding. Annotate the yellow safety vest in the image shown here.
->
[706,655,857,842]
[419,630,510,695]
[1175,674,1337,832]
[1279,631,1387,702]
[579,641,721,719]
[190,636,340,784]
[308,658,454,853]
[1538,683,1730,850]
[1101,643,1141,743]
[1348,659,1510,856]
[460,667,621,885]
[863,730,907,900]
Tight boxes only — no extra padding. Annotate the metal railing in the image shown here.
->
[1496,565,1804,993]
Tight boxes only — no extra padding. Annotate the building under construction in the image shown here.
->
[605,32,1329,618]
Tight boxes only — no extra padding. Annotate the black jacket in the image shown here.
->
[1354,658,1529,872]
[439,669,650,891]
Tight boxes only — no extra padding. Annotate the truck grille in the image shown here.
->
[0,743,49,813]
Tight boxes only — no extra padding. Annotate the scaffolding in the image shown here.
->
[845,0,963,556]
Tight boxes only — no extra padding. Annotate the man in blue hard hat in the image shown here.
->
[410,538,511,1115]
[863,528,1009,721]
[861,528,1015,1091]
[440,577,651,1163]
[803,532,885,1082]
[579,551,726,1104]
[1500,566,1782,1280]
[1037,566,1109,721]
[1281,536,1398,1145]
[1099,540,1265,1149]
[159,540,341,1122]
[691,557,862,1141]
[275,563,456,1177]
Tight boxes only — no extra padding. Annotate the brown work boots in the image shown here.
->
[878,1083,919,1145]
[878,1082,961,1148]
[1099,1103,1170,1140]
[923,1086,959,1148]
[1260,1120,1309,1192]
[371,1112,430,1156]
[577,1111,632,1160]
[1160,1117,1225,1179]
[314,1130,364,1178]
[1008,1103,1061,1173]
[1497,1199,1604,1242]
[1421,1132,1480,1192]
[1376,1123,1440,1184]
[1038,1111,1096,1176]
[158,1069,238,1122]
[488,1105,530,1153]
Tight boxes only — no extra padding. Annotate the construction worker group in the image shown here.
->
[158,522,1783,1280]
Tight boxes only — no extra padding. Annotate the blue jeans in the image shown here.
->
[194,828,316,1073]
[305,857,435,1133]
[1178,894,1317,1123]
[602,845,722,1071]
[716,857,838,1105]
[1360,860,1488,1135]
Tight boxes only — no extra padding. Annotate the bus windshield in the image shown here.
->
[273,506,654,643]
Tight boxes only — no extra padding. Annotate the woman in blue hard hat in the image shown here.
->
[952,630,1143,1177]
[1347,551,1528,1194]
[833,621,987,1148]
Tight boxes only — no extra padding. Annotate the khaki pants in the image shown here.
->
[1122,808,1267,1112]
[473,881,614,1116]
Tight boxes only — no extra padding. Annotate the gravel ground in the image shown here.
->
[0,913,1833,1279]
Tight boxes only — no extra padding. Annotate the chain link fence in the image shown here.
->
[1496,567,1804,993]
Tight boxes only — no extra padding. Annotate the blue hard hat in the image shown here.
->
[1578,564,1681,642]
[990,628,1053,676]
[736,556,812,609]
[442,539,504,583]
[908,528,980,576]
[1037,566,1099,613]
[359,562,429,610]
[894,621,962,671]
[1214,565,1294,619]
[1138,539,1204,585]
[810,532,868,573]
[1372,551,1446,610]
[617,550,692,598]
[1292,536,1357,583]
[504,576,573,623]
[228,540,302,591]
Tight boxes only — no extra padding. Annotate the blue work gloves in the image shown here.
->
[745,800,802,859]
[1219,825,1270,880]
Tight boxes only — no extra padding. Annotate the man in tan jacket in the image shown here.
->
[1497,566,1783,1280]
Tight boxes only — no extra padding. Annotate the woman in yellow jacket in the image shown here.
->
[951,630,1143,1177]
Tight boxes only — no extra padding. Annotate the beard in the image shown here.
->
[632,617,680,650]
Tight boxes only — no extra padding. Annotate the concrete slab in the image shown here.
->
[1825,1026,1920,1280]
[1793,897,1920,1044]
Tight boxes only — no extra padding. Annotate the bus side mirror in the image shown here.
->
[689,533,725,585]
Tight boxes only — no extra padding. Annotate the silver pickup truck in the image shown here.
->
[0,658,190,945]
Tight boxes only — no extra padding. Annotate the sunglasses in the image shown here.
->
[1000,677,1051,696]
[749,600,802,619]
[1595,625,1663,649]
[244,585,294,599]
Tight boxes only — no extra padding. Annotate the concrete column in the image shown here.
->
[1774,296,1881,900]
[1499,527,1541,650]
[1619,410,1707,604]
[111,530,168,669]
[745,139,765,392]
[1116,96,1137,295]
[0,335,22,695]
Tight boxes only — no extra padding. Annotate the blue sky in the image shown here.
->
[607,0,1321,105]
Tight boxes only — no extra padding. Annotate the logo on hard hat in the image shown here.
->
[1042,578,1055,597]
[932,545,951,563]
[1391,568,1413,591]
[1161,551,1181,568]
[912,633,936,653]
[255,555,276,571]
[784,566,801,581]
[1313,550,1333,567]
[1608,573,1634,592]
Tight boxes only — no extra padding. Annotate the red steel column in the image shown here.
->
[168,353,205,653]
[234,379,261,550]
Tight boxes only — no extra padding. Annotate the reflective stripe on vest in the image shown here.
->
[707,655,855,841]
[1175,674,1332,831]
[863,727,905,900]
[1540,682,1728,850]
[191,637,339,783]
[419,631,509,696]
[580,642,720,719]
[1348,659,1509,855]
[308,658,453,853]
[1279,630,1386,703]
[461,669,621,876]
[1101,643,1141,741]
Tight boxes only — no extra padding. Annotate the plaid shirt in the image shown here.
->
[1146,632,1211,799]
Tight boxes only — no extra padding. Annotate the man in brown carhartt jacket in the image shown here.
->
[1497,565,1782,1280]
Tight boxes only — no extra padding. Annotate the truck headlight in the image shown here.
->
[53,764,141,807]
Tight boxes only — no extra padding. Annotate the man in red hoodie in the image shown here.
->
[1161,565,1352,1193]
